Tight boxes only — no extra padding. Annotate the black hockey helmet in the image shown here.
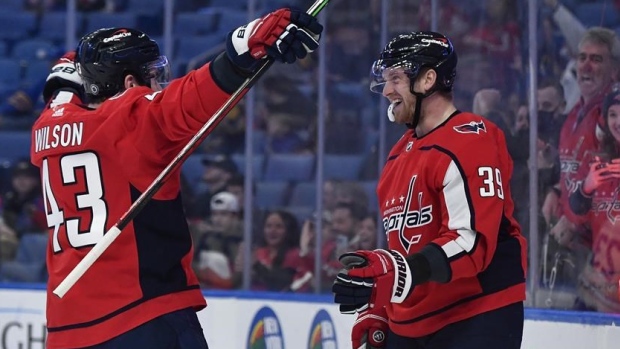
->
[370,31,457,94]
[76,27,170,99]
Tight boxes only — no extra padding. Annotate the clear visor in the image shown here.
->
[369,59,421,93]
[141,55,171,90]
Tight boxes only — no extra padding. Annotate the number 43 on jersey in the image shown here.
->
[41,152,108,252]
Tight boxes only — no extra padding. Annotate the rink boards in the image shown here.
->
[0,284,619,349]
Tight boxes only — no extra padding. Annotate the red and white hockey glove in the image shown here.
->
[43,51,83,105]
[352,306,389,349]
[332,250,414,314]
[226,8,322,71]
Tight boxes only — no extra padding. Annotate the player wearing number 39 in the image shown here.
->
[30,9,322,349]
[332,31,527,349]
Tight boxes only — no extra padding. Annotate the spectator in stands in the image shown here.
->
[194,191,243,290]
[199,102,245,154]
[224,174,264,241]
[0,79,46,130]
[254,76,315,154]
[548,27,620,251]
[326,16,373,84]
[416,0,471,48]
[292,210,334,293]
[234,210,300,291]
[0,204,18,263]
[330,201,364,253]
[186,155,238,219]
[350,213,378,251]
[543,0,587,112]
[537,80,567,226]
[569,89,620,313]
[1,160,46,239]
[461,0,521,93]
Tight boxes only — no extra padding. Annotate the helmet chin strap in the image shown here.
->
[405,87,437,129]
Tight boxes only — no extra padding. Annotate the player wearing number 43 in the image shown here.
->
[30,9,322,349]
[332,31,527,349]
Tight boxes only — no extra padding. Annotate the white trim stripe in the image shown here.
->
[441,160,477,256]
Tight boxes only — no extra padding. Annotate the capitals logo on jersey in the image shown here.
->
[453,120,486,134]
[382,175,433,253]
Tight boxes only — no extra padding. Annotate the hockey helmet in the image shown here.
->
[370,31,457,95]
[76,28,170,99]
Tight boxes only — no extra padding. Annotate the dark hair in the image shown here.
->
[260,210,300,267]
[333,201,366,221]
[537,78,565,101]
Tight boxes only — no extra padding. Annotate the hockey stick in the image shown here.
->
[53,0,331,298]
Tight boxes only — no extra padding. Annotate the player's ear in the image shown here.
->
[422,69,437,93]
[123,74,138,89]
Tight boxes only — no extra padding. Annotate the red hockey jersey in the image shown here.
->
[378,111,527,337]
[30,62,237,348]
[558,94,604,223]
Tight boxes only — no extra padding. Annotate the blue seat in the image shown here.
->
[0,12,36,40]
[286,206,313,224]
[126,0,164,15]
[360,180,378,210]
[0,59,21,88]
[204,0,247,10]
[0,0,22,11]
[0,158,12,194]
[216,9,249,35]
[24,60,51,86]
[39,12,85,41]
[0,233,48,283]
[12,39,58,61]
[0,131,31,160]
[176,34,226,61]
[575,3,620,27]
[174,12,219,36]
[263,154,314,182]
[85,13,138,33]
[288,181,316,207]
[324,154,364,180]
[0,41,7,57]
[181,154,205,192]
[255,181,288,208]
[231,154,264,180]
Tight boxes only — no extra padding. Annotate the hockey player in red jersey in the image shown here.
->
[31,9,322,349]
[332,32,527,349]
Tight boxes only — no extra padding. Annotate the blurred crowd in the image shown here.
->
[1,0,620,315]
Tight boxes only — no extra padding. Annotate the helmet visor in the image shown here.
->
[141,55,171,90]
[369,58,421,94]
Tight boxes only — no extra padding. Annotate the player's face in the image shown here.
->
[382,67,416,124]
[577,41,616,102]
[263,213,286,247]
[607,104,620,143]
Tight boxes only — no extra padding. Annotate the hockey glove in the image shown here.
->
[43,51,84,104]
[352,306,389,349]
[226,8,322,71]
[332,250,414,314]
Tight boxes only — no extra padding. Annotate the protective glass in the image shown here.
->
[141,55,171,90]
[369,59,420,93]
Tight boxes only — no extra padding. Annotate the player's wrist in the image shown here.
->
[209,52,252,94]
